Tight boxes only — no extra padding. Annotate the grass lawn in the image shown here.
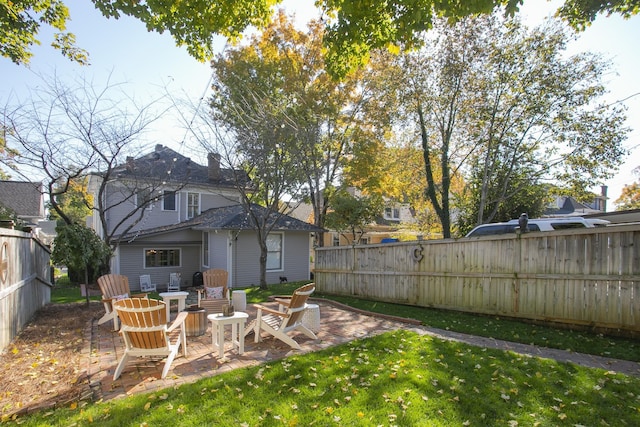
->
[19,280,634,425]
[9,328,640,426]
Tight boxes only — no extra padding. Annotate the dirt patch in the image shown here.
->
[0,302,103,419]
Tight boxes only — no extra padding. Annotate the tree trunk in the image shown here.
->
[259,241,268,290]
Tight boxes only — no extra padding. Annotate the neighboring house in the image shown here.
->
[0,180,56,245]
[317,187,420,247]
[544,186,608,217]
[87,144,321,290]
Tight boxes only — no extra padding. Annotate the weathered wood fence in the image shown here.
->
[0,229,52,352]
[315,223,640,334]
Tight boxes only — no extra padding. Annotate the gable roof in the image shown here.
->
[0,181,44,220]
[111,144,248,188]
[544,196,603,217]
[118,203,323,241]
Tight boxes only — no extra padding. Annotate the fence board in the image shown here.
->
[0,230,52,352]
[315,224,640,334]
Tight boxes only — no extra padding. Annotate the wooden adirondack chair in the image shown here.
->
[112,298,188,380]
[139,274,157,292]
[97,274,147,331]
[197,269,230,315]
[251,283,317,350]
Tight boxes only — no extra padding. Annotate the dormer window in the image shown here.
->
[384,207,400,220]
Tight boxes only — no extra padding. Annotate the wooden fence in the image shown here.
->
[0,228,52,352]
[314,223,640,334]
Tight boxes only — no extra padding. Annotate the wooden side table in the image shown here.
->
[208,311,249,360]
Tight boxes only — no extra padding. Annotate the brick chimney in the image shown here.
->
[208,153,221,181]
[125,156,135,172]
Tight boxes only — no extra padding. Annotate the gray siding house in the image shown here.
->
[0,180,56,244]
[87,144,321,291]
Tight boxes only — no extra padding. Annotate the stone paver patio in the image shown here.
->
[84,297,640,402]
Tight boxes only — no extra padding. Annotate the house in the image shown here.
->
[314,187,421,247]
[544,186,608,217]
[87,144,321,291]
[0,180,56,245]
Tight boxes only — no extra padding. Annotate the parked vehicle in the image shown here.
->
[465,217,610,237]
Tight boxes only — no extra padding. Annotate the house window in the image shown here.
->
[202,231,209,267]
[144,248,181,268]
[266,233,283,270]
[187,192,200,219]
[163,191,176,211]
[332,234,340,246]
[384,207,400,220]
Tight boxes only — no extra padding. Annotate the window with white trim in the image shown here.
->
[384,207,400,220]
[187,192,200,219]
[163,190,176,211]
[266,233,283,270]
[144,248,181,268]
[332,234,340,246]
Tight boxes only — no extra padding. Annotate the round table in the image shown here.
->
[208,311,249,360]
[158,291,189,323]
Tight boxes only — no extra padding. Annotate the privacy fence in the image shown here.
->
[314,224,640,334]
[0,228,52,352]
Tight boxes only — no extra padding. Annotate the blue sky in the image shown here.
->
[1,0,638,209]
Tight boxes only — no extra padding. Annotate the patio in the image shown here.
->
[83,295,640,404]
[85,299,419,401]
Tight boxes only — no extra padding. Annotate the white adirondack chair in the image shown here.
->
[168,272,181,291]
[252,283,316,350]
[139,274,157,292]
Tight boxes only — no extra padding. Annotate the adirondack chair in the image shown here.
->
[112,298,188,380]
[139,274,157,292]
[168,272,181,291]
[251,283,316,350]
[97,274,147,331]
[197,269,230,315]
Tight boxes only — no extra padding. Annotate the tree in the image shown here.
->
[464,16,627,226]
[321,0,640,76]
[194,14,308,288]
[48,176,93,226]
[324,188,382,245]
[615,167,640,210]
[0,0,89,65]
[375,15,627,238]
[4,1,637,72]
[455,167,549,237]
[51,223,112,304]
[1,73,172,251]
[190,12,370,289]
[1,0,273,65]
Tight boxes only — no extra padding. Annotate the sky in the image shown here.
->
[1,0,639,211]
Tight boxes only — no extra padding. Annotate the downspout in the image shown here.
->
[227,230,234,288]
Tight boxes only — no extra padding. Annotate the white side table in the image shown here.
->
[208,312,249,361]
[232,290,247,311]
[159,291,189,323]
[302,303,321,333]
